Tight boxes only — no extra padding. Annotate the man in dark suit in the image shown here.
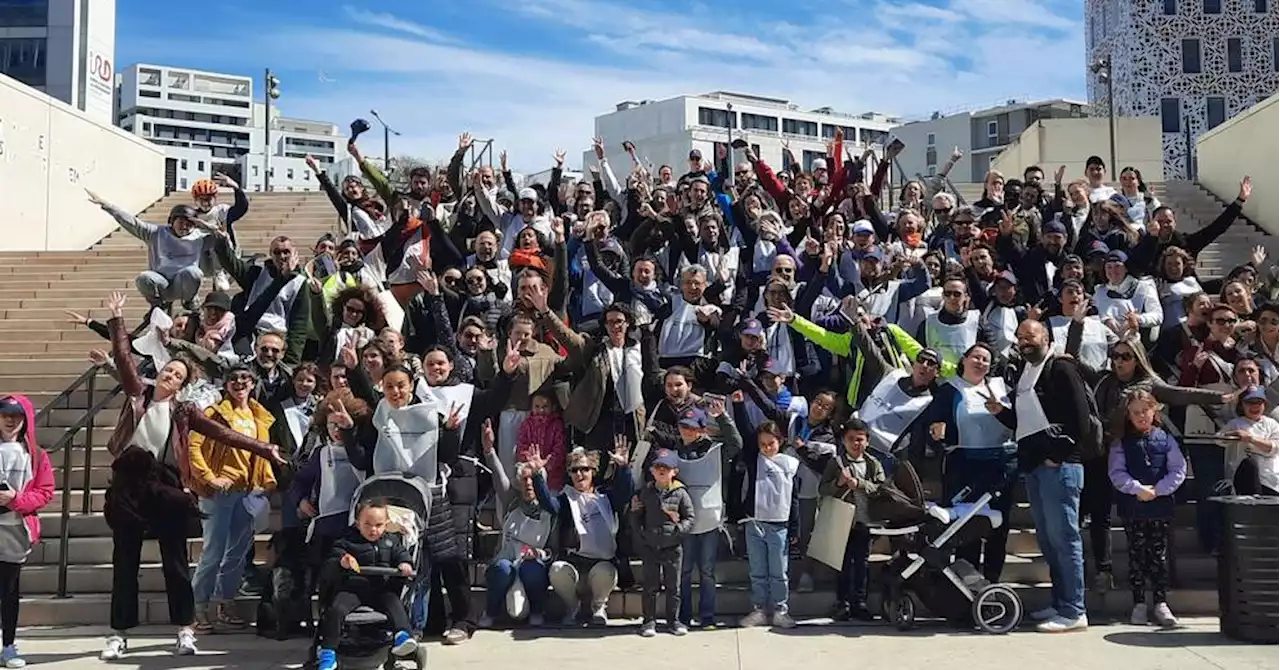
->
[989,319,1092,633]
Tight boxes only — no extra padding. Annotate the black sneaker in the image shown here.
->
[849,604,876,621]
[829,602,852,622]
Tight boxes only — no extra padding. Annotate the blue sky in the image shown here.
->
[115,0,1087,170]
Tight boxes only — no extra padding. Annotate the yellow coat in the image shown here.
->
[188,398,278,498]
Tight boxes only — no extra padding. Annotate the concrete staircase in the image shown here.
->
[1,189,1225,627]
[1148,180,1273,279]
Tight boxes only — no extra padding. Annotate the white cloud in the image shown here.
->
[201,0,1084,172]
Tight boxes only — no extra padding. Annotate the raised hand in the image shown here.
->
[85,188,106,206]
[499,149,508,172]
[611,434,630,466]
[553,150,566,168]
[706,394,726,418]
[328,396,354,429]
[213,173,238,189]
[999,209,1015,237]
[766,305,795,324]
[443,403,464,431]
[592,136,606,160]
[458,133,473,151]
[481,418,495,453]
[416,269,439,296]
[478,330,497,352]
[951,146,963,161]
[1239,176,1252,202]
[106,291,126,319]
[87,349,109,366]
[1251,244,1267,267]
[525,444,547,473]
[1054,165,1067,184]
[304,155,319,172]
[524,278,549,314]
[501,338,523,374]
[339,337,359,369]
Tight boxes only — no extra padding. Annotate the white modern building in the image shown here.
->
[0,0,115,124]
[1085,0,1279,179]
[586,91,899,179]
[116,63,343,193]
[889,98,1089,184]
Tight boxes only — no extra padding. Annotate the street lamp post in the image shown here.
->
[1091,55,1116,176]
[369,109,400,174]
[264,69,281,192]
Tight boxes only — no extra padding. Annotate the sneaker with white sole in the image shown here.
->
[1,644,26,668]
[670,622,689,636]
[175,628,197,656]
[1037,614,1088,633]
[738,609,769,628]
[1029,606,1059,622]
[589,604,608,626]
[1129,603,1149,626]
[638,621,656,638]
[392,630,419,656]
[771,611,797,629]
[1152,602,1178,628]
[100,635,127,661]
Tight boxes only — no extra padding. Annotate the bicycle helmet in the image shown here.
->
[191,179,219,198]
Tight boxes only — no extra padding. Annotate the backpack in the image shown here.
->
[1056,356,1106,460]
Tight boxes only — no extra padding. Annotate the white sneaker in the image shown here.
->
[1037,614,1089,633]
[100,635,126,660]
[175,628,197,656]
[1029,606,1058,622]
[796,573,815,593]
[738,609,769,627]
[589,604,609,626]
[1,644,26,669]
[1129,603,1149,626]
[1152,602,1178,628]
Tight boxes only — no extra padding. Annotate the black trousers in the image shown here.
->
[1125,519,1171,603]
[640,545,682,623]
[422,559,474,635]
[0,563,20,646]
[836,524,872,607]
[111,523,194,631]
[319,582,410,648]
[1080,456,1113,573]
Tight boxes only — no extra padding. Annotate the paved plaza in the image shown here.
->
[7,618,1275,670]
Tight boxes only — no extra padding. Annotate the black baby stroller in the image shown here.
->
[315,473,432,670]
[869,454,1025,634]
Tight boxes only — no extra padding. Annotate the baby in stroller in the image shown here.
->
[868,450,1025,634]
[314,477,432,670]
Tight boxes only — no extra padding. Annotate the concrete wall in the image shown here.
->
[891,113,974,183]
[1196,94,1278,236]
[0,73,164,251]
[991,116,1164,183]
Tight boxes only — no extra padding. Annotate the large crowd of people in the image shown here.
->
[0,126,1269,668]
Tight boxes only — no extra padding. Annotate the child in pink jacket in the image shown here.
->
[0,394,55,666]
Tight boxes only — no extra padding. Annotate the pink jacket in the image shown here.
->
[3,395,55,545]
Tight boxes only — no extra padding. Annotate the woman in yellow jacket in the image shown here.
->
[188,364,279,633]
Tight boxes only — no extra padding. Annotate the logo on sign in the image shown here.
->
[87,50,113,95]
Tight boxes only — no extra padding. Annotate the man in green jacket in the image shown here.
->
[208,231,312,366]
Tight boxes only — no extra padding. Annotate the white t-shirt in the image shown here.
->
[1015,360,1051,440]
[1223,416,1280,492]
[135,399,173,461]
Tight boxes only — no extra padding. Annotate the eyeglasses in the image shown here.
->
[228,374,255,385]
[942,290,965,298]
[605,317,628,326]
[774,267,795,275]
[344,304,365,315]
[570,467,593,474]
[1110,352,1136,362]
[1213,317,1239,326]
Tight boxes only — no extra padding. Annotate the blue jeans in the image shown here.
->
[485,559,549,619]
[744,520,789,613]
[679,530,719,624]
[192,492,255,605]
[1024,464,1086,619]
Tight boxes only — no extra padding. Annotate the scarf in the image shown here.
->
[516,413,567,492]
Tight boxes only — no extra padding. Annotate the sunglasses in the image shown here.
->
[605,317,628,326]
[917,358,940,368]
[1213,317,1239,326]
[228,374,255,385]
[1110,352,1136,362]
[933,208,950,214]
[570,466,593,474]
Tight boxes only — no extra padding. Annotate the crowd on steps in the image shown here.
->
[0,124,1273,669]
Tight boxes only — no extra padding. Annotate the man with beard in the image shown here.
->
[1128,176,1250,274]
[210,232,311,365]
[307,155,390,241]
[999,219,1070,306]
[989,320,1092,633]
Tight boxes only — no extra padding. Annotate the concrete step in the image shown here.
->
[13,581,1222,626]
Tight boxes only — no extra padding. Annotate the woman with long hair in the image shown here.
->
[98,292,282,661]
[1154,246,1202,328]
[0,395,54,667]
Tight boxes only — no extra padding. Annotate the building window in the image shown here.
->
[1257,0,1269,11]
[0,1,47,26]
[180,159,188,170]
[926,132,936,146]
[139,89,161,98]
[1182,39,1201,73]
[142,122,151,133]
[801,150,826,171]
[986,120,998,142]
[180,178,187,190]
[1206,96,1226,128]
[197,161,205,172]
[1203,0,1220,13]
[1160,98,1181,133]
[1227,38,1244,72]
[926,165,936,177]
[782,118,818,136]
[303,171,310,180]
[252,165,259,177]
[697,106,736,129]
[926,147,938,166]
[1163,0,1177,13]
[741,113,778,131]
[286,168,295,179]
[0,37,47,87]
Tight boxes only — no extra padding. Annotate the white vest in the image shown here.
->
[858,280,904,323]
[348,205,390,241]
[857,369,933,454]
[677,444,723,535]
[949,377,1015,451]
[502,507,553,553]
[318,442,364,519]
[983,304,1019,358]
[282,403,312,448]
[565,488,618,560]
[1159,277,1201,328]
[925,310,980,368]
[658,294,706,359]
[416,379,476,441]
[1048,315,1112,372]
[372,401,441,483]
[365,227,426,286]
[753,452,799,523]
[244,268,306,334]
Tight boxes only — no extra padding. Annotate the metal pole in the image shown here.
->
[725,102,734,190]
[80,371,95,515]
[264,67,272,193]
[1106,73,1117,178]
[383,125,390,174]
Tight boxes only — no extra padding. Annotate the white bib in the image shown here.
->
[857,369,932,454]
[503,507,553,551]
[372,401,441,482]
[677,444,723,535]
[318,443,364,519]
